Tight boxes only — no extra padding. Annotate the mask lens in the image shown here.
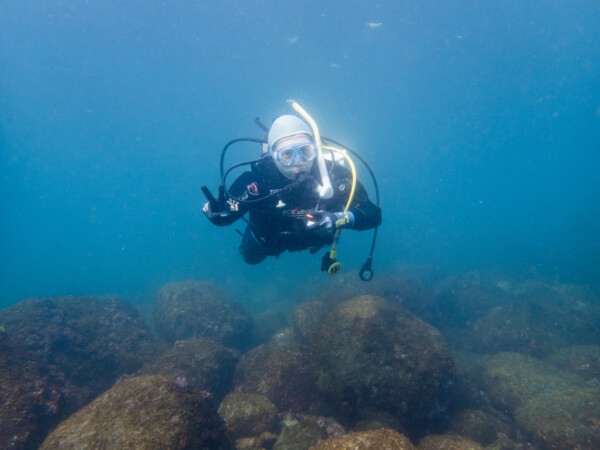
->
[276,147,295,165]
[298,143,316,160]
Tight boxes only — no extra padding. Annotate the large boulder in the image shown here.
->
[274,414,345,450]
[471,282,600,356]
[0,296,165,449]
[154,280,253,350]
[447,409,516,446]
[40,375,231,449]
[310,428,415,449]
[514,385,600,449]
[481,352,584,413]
[545,344,600,382]
[138,337,240,403]
[218,392,278,441]
[312,295,454,426]
[234,340,321,413]
[0,330,71,449]
[418,432,484,449]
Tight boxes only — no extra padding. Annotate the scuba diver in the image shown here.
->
[202,100,381,280]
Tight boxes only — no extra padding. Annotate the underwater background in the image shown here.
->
[2,1,600,448]
[1,1,599,311]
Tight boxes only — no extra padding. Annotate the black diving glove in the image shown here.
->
[305,210,355,240]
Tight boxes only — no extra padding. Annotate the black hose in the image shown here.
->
[219,138,266,179]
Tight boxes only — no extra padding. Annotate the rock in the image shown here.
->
[352,411,405,435]
[292,297,339,344]
[40,375,231,449]
[273,414,346,450]
[481,352,584,413]
[471,303,564,356]
[153,280,253,350]
[418,432,483,449]
[514,384,600,449]
[138,337,240,403]
[545,344,600,382]
[312,295,454,425]
[236,431,277,449]
[234,341,320,413]
[0,330,70,449]
[292,274,440,341]
[310,427,415,449]
[447,409,515,446]
[0,296,165,449]
[218,392,278,440]
[274,414,346,450]
[471,282,600,357]
[484,435,518,450]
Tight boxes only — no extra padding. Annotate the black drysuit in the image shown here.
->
[207,157,381,264]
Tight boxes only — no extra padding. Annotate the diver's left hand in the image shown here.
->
[305,210,354,240]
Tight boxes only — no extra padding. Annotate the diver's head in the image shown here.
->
[268,115,316,180]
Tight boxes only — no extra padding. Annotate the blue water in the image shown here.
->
[1,0,599,311]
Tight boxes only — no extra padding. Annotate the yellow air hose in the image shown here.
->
[322,146,357,274]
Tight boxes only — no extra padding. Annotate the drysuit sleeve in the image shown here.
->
[203,172,254,226]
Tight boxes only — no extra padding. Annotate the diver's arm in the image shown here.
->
[348,198,381,231]
[203,173,253,226]
[330,165,382,231]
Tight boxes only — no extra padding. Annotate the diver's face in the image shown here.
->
[272,135,316,180]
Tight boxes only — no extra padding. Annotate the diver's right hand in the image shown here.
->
[202,200,223,219]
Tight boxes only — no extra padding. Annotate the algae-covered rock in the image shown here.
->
[292,274,440,342]
[154,280,253,350]
[447,409,515,446]
[313,295,454,424]
[0,296,164,398]
[138,337,240,403]
[292,297,339,344]
[514,385,600,449]
[352,410,406,435]
[40,374,231,449]
[274,414,345,450]
[484,435,519,450]
[418,432,484,449]
[218,392,278,440]
[236,431,278,449]
[471,282,600,357]
[0,296,165,449]
[234,341,320,413]
[471,303,567,357]
[0,330,71,449]
[545,344,600,381]
[310,427,415,449]
[481,352,584,413]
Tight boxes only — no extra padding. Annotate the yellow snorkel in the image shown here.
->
[287,100,358,276]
